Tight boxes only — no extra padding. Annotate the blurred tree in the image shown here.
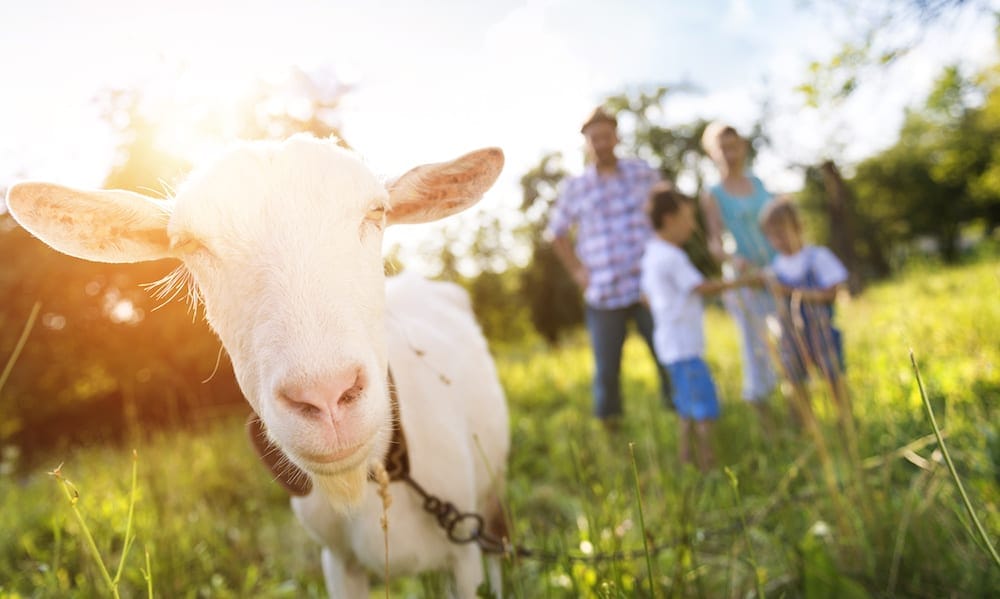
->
[517,152,580,344]
[100,88,192,193]
[817,161,864,293]
[797,164,892,283]
[605,85,715,183]
[234,65,351,144]
[796,0,993,108]
[420,210,536,344]
[791,2,997,276]
[968,58,1000,232]
[849,62,1000,263]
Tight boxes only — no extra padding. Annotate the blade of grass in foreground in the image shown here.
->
[142,547,153,598]
[910,350,1000,569]
[48,454,148,598]
[726,467,766,599]
[113,450,140,585]
[0,300,41,394]
[49,465,121,599]
[628,442,656,598]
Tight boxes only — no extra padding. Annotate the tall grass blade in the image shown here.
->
[113,450,140,584]
[910,350,1000,569]
[49,465,121,599]
[0,300,41,394]
[143,546,154,598]
[725,467,765,598]
[628,442,656,598]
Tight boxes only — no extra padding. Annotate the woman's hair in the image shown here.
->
[647,183,693,229]
[700,121,741,162]
[758,196,802,231]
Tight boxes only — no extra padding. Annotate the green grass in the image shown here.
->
[2,258,999,598]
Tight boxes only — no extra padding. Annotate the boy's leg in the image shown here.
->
[694,420,715,472]
[585,305,628,421]
[677,417,693,467]
[631,302,674,410]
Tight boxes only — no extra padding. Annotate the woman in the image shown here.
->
[700,122,778,415]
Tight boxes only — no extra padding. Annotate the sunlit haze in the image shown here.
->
[1,0,996,271]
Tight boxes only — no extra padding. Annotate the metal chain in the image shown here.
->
[399,474,786,564]
[401,474,520,556]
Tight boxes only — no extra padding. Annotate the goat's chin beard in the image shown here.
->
[313,465,368,511]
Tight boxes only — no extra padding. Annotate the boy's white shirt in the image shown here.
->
[770,244,848,288]
[640,238,706,364]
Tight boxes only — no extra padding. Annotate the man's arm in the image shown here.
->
[552,235,588,290]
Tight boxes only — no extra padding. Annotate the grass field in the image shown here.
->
[1,257,998,598]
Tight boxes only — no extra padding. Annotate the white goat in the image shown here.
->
[5,135,510,597]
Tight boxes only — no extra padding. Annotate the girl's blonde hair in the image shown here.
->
[758,196,802,231]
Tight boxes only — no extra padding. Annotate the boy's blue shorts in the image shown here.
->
[665,357,720,421]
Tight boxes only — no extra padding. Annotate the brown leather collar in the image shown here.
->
[246,369,409,497]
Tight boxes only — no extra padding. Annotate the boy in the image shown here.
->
[640,184,760,471]
[758,198,851,426]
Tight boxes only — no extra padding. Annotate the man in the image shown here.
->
[546,106,673,426]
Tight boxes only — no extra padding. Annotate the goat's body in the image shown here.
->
[4,135,508,597]
[292,273,509,595]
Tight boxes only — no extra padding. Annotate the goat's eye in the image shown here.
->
[364,205,387,227]
[170,234,206,257]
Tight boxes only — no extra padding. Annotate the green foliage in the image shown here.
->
[795,1,991,107]
[604,86,715,184]
[98,88,192,194]
[518,243,584,345]
[797,164,894,282]
[515,151,583,344]
[0,212,246,460]
[3,256,999,597]
[850,61,1000,264]
[1,424,326,598]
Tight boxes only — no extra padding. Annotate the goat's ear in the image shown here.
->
[386,147,504,225]
[5,182,173,264]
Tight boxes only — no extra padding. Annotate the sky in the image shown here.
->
[1,0,997,268]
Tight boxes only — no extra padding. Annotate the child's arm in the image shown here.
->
[768,280,842,303]
[797,283,842,304]
[693,273,762,297]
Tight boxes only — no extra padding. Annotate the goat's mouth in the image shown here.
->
[297,439,373,476]
[301,441,376,508]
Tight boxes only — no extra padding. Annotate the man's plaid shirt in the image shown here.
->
[547,158,660,309]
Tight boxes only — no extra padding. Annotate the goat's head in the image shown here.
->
[5,134,504,506]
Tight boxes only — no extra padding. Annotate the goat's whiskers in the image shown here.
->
[142,267,201,318]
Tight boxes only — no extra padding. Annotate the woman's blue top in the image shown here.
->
[709,175,776,267]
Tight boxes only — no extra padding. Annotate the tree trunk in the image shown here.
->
[819,160,868,293]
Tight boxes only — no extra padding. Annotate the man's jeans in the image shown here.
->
[585,302,672,419]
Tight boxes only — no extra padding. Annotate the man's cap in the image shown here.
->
[581,106,618,133]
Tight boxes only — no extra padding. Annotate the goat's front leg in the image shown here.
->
[451,545,501,599]
[321,548,369,598]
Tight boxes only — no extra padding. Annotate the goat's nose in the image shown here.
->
[277,367,365,422]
